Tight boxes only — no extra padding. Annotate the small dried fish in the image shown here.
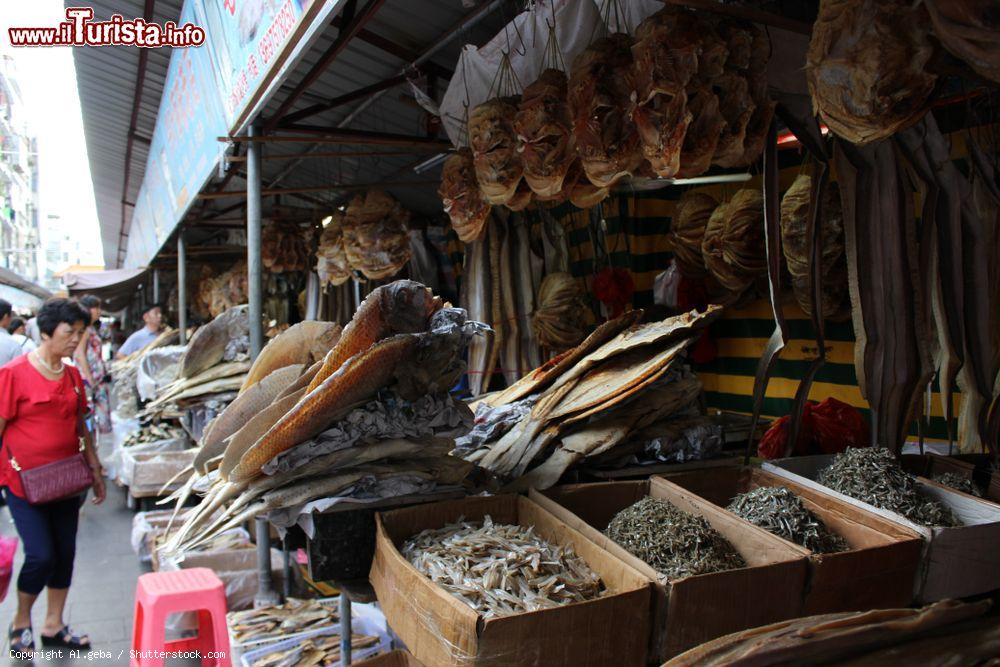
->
[605,497,745,580]
[932,472,983,498]
[817,448,961,527]
[402,515,604,618]
[727,486,848,553]
[251,633,379,667]
[227,598,339,643]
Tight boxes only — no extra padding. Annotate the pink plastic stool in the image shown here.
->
[131,568,232,667]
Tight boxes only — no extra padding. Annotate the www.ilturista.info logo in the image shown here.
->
[8,7,205,48]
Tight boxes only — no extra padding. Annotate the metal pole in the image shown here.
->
[340,593,352,665]
[305,272,319,320]
[177,234,187,345]
[247,122,264,359]
[152,268,160,304]
[254,516,280,607]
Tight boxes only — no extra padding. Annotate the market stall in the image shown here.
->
[80,0,1000,664]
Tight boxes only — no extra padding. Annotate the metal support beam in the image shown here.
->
[221,128,452,149]
[247,123,264,360]
[263,0,388,133]
[177,234,187,345]
[277,73,411,127]
[662,0,812,34]
[152,268,160,303]
[254,516,281,606]
[197,179,437,200]
[226,148,427,162]
[330,17,453,80]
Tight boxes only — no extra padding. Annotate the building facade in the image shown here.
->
[0,55,39,284]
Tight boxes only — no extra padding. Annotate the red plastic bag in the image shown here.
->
[0,535,17,602]
[757,398,868,459]
[810,397,870,453]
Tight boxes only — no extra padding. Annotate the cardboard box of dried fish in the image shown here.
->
[150,527,251,572]
[122,449,199,498]
[239,608,391,667]
[661,467,923,615]
[532,477,809,661]
[901,453,998,501]
[228,597,339,659]
[370,494,652,667]
[764,449,1000,602]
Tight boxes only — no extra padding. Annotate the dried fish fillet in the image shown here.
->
[403,515,604,618]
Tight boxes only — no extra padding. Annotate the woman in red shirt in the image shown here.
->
[0,298,106,653]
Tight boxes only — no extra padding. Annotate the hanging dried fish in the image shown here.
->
[817,448,960,527]
[403,515,604,618]
[315,213,352,287]
[515,69,576,198]
[342,190,412,280]
[261,221,312,274]
[671,191,718,279]
[470,97,523,205]
[440,148,492,243]
[727,486,848,553]
[806,0,936,145]
[531,272,587,351]
[606,496,745,580]
[702,188,766,298]
[924,0,1000,84]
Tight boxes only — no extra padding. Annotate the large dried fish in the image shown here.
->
[180,305,250,379]
[463,237,493,397]
[606,497,745,580]
[402,515,603,618]
[240,321,340,391]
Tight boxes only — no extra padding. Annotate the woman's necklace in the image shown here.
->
[33,350,64,375]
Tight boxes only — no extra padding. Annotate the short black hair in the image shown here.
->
[8,317,24,335]
[0,299,10,321]
[36,298,90,337]
[141,302,162,316]
[80,295,101,310]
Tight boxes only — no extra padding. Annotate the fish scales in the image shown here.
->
[240,321,341,391]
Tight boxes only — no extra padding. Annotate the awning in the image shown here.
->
[0,266,51,312]
[63,267,148,312]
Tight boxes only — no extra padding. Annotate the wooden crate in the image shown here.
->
[370,494,652,667]
[660,466,923,615]
[532,478,808,662]
[765,455,1000,602]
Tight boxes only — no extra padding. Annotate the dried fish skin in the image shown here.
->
[605,496,745,580]
[806,0,936,145]
[817,448,961,527]
[727,486,848,553]
[240,320,341,392]
[402,515,604,618]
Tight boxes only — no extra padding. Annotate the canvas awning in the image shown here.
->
[63,267,148,312]
[0,266,51,312]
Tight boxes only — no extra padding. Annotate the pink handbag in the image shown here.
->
[8,437,94,505]
[0,535,16,602]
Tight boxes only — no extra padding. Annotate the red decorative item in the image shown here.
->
[758,398,869,459]
[593,267,635,317]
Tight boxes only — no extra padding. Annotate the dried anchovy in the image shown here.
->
[605,497,745,580]
[933,472,983,498]
[403,515,604,618]
[727,486,848,553]
[817,448,961,527]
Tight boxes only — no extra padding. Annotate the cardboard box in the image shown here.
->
[370,494,652,667]
[532,478,808,661]
[353,649,425,667]
[903,454,1000,504]
[122,449,198,497]
[764,455,1000,602]
[660,467,923,615]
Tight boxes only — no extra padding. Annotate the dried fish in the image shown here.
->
[727,486,848,553]
[932,472,983,498]
[817,448,960,527]
[250,632,379,667]
[403,515,604,618]
[180,305,251,379]
[605,497,745,580]
[227,598,339,643]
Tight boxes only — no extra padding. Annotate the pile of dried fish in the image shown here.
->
[727,487,848,553]
[123,423,186,448]
[932,473,983,498]
[228,598,338,643]
[249,633,379,667]
[817,448,960,527]
[403,515,604,618]
[342,191,412,280]
[165,281,485,556]
[456,307,720,489]
[606,497,745,580]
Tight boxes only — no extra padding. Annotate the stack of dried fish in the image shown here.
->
[122,423,186,449]
[439,149,491,242]
[780,175,850,319]
[247,633,379,667]
[342,191,412,280]
[932,472,983,498]
[262,221,312,274]
[671,191,718,279]
[228,598,338,643]
[455,307,721,489]
[702,189,766,300]
[606,497,745,579]
[531,272,587,352]
[817,448,960,527]
[727,487,848,553]
[164,281,485,556]
[403,515,604,618]
[315,213,352,287]
[583,414,724,470]
[806,0,936,144]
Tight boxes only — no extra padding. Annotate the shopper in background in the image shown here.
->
[25,315,41,346]
[8,317,38,355]
[115,303,163,359]
[0,299,21,367]
[74,295,112,437]
[0,298,104,653]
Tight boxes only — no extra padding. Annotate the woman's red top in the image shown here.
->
[0,355,88,498]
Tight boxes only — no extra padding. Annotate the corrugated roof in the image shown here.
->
[76,1,510,268]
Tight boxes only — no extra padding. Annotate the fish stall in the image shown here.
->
[91,0,1000,663]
